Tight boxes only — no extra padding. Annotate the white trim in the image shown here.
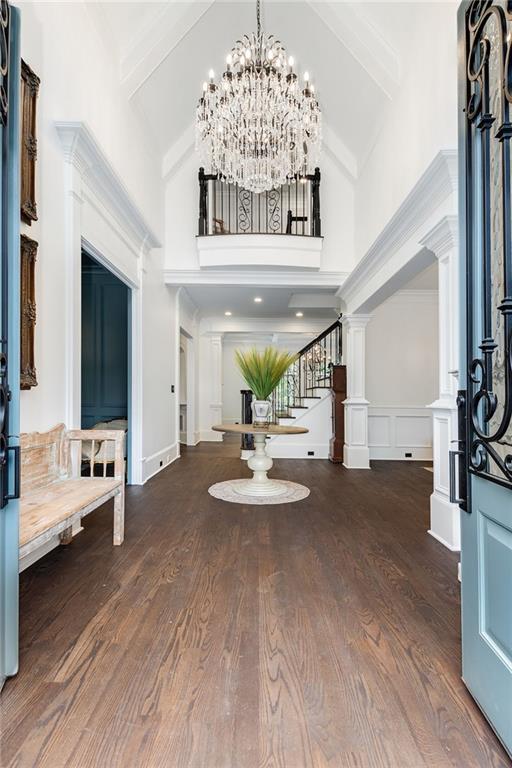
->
[56,121,157,486]
[267,442,329,459]
[200,429,223,442]
[368,406,433,461]
[420,214,458,258]
[428,527,461,553]
[55,121,160,248]
[197,234,323,270]
[142,442,180,484]
[337,150,457,313]
[165,268,348,288]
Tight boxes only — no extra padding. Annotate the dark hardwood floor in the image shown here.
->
[1,442,509,767]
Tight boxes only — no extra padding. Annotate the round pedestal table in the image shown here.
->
[209,423,310,504]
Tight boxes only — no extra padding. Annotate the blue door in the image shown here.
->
[458,1,512,755]
[0,2,21,689]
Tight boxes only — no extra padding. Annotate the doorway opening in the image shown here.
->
[178,326,197,446]
[81,250,130,479]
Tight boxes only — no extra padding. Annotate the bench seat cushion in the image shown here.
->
[20,478,121,548]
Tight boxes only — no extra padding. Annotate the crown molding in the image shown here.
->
[420,215,458,258]
[338,149,457,306]
[164,268,348,288]
[55,121,161,249]
[306,1,400,100]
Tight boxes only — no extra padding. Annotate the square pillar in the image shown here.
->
[199,332,223,441]
[421,216,460,551]
[342,314,371,469]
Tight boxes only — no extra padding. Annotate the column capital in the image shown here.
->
[341,313,372,329]
[420,215,458,259]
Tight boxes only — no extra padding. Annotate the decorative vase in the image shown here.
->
[251,398,272,427]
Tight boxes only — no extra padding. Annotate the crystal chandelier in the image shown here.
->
[195,0,321,194]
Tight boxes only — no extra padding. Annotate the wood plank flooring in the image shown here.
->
[1,442,510,767]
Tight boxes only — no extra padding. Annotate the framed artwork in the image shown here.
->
[20,234,37,389]
[20,59,40,225]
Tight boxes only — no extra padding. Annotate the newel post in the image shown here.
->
[312,167,321,237]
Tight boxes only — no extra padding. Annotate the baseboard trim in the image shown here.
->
[200,429,223,442]
[267,442,329,459]
[370,454,433,461]
[143,442,180,484]
[428,528,461,552]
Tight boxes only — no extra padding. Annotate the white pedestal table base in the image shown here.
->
[209,432,309,505]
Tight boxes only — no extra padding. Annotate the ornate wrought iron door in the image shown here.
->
[0,0,20,689]
[464,0,512,488]
[459,0,512,755]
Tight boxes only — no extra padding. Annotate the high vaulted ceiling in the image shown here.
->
[86,1,422,180]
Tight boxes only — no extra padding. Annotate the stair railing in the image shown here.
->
[271,317,343,422]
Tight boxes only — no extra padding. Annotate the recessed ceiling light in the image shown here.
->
[296,311,304,317]
[225,311,232,316]
[254,296,263,303]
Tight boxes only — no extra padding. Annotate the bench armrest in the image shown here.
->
[65,429,125,481]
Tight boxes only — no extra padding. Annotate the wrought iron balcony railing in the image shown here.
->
[198,168,321,237]
[271,317,342,422]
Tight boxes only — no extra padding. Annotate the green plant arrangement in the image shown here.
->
[235,347,297,426]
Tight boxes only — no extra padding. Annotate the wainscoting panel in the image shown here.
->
[368,406,433,461]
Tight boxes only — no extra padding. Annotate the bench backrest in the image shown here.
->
[20,423,67,495]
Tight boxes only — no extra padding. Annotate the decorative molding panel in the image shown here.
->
[197,234,323,270]
[368,406,433,460]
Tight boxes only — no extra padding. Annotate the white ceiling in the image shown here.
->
[88,0,406,175]
[183,284,340,319]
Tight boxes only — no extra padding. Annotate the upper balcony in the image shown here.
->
[196,168,323,270]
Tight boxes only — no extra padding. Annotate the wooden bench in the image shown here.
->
[20,424,125,564]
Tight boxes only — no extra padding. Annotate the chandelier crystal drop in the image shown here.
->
[195,0,322,194]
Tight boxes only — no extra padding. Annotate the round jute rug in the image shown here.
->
[208,479,310,505]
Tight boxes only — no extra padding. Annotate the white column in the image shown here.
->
[342,314,371,469]
[199,332,223,441]
[422,216,461,551]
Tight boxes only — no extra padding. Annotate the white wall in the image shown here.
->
[19,2,176,484]
[355,3,458,260]
[366,289,438,460]
[164,149,355,273]
[366,291,438,407]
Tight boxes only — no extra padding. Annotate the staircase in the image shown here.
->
[267,318,343,459]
